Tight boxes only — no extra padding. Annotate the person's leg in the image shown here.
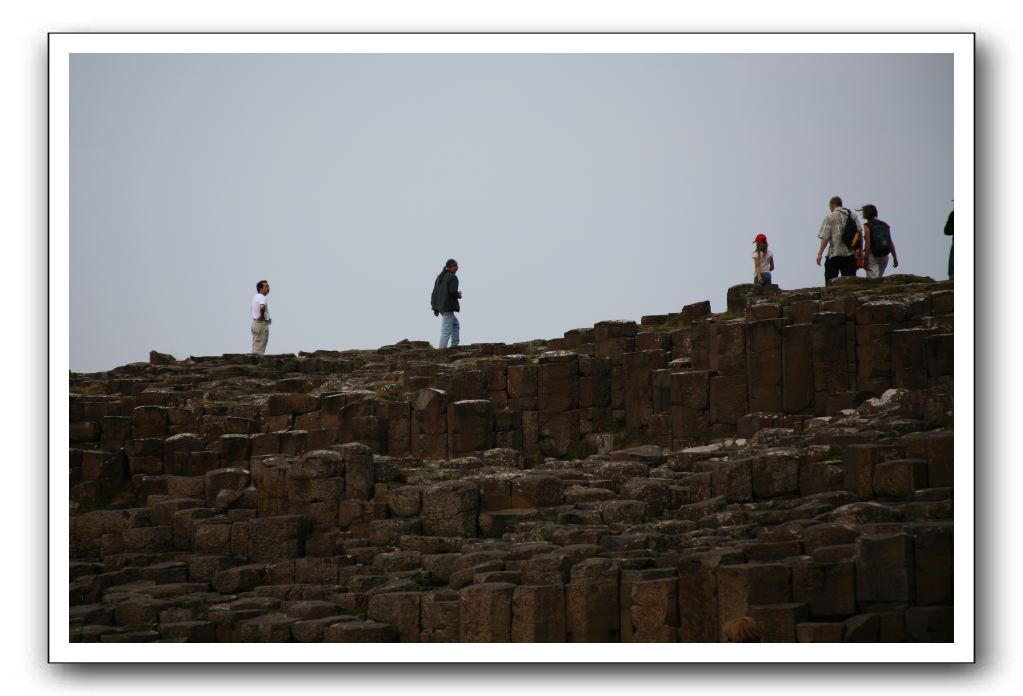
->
[824,257,840,284]
[251,320,268,355]
[439,312,453,348]
[838,255,858,277]
[760,272,771,286]
[865,254,880,279]
[450,313,460,347]
[875,254,889,278]
[949,241,954,278]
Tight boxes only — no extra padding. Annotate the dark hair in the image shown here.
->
[829,196,843,207]
[435,259,458,284]
[256,280,268,291]
[756,240,768,253]
[861,204,878,220]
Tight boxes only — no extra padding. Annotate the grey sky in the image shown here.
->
[70,52,952,373]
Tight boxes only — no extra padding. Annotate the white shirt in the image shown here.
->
[817,207,862,258]
[752,248,774,274]
[251,293,269,321]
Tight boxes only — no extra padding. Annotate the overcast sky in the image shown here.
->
[69,52,953,373]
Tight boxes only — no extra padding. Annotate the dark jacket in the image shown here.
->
[431,271,460,313]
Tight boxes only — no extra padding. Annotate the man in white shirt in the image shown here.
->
[815,196,862,284]
[251,280,271,355]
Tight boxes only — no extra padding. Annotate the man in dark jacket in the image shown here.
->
[431,259,462,348]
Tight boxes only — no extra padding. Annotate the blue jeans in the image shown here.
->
[755,272,772,286]
[439,311,460,348]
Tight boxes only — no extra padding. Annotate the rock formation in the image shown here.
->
[68,276,955,643]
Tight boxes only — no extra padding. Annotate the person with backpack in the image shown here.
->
[858,203,899,278]
[815,195,862,284]
[431,258,462,349]
[752,233,775,286]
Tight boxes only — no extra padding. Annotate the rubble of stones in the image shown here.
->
[69,276,954,643]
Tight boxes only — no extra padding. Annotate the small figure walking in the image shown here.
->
[859,204,899,278]
[431,259,462,349]
[251,280,271,355]
[944,208,954,279]
[752,233,775,286]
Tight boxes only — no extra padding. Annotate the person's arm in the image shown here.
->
[258,299,267,321]
[890,239,899,267]
[816,237,828,266]
[753,253,761,283]
[769,255,775,271]
[863,224,872,257]
[449,274,461,299]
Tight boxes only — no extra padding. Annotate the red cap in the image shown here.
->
[754,234,767,244]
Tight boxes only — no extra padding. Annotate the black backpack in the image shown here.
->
[869,220,892,257]
[840,208,861,249]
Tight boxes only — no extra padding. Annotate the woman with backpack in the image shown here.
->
[859,204,899,279]
[752,233,775,286]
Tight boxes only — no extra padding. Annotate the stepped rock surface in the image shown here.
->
[68,276,955,643]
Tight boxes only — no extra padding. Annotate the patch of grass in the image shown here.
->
[531,528,547,543]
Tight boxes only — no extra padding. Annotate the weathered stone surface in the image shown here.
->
[367,592,421,642]
[323,619,398,642]
[709,375,748,425]
[792,558,856,619]
[67,278,955,644]
[843,444,903,498]
[332,442,375,501]
[204,468,250,506]
[459,582,515,642]
[749,602,808,642]
[510,585,565,642]
[856,534,915,603]
[717,563,791,639]
[566,559,620,642]
[421,481,478,537]
[247,515,309,563]
[752,449,801,498]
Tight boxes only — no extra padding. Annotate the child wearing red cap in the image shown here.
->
[752,233,775,286]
